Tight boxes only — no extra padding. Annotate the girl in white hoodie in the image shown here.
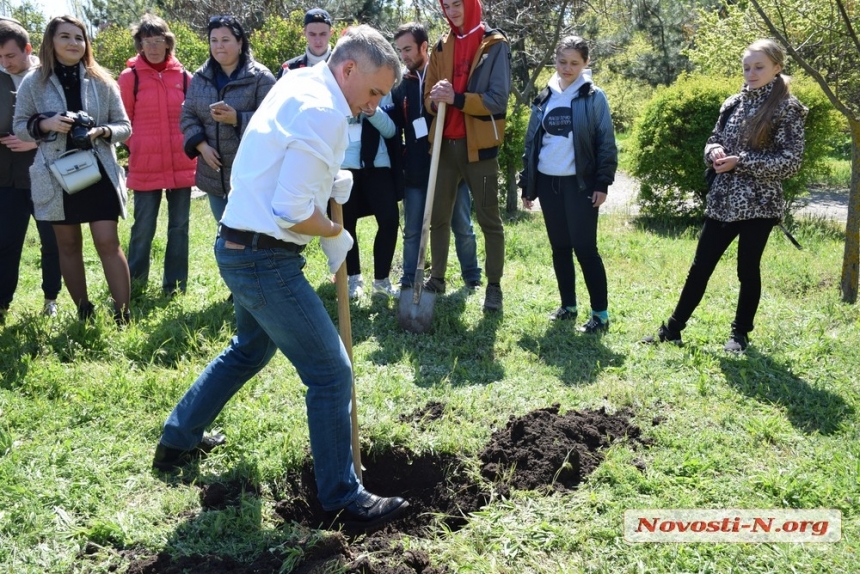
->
[519,36,618,332]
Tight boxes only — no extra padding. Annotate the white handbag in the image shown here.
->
[49,149,101,194]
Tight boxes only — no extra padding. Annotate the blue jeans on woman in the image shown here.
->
[159,236,361,511]
[127,188,191,293]
[401,180,481,287]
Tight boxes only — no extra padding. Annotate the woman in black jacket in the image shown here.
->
[179,15,275,222]
[519,36,617,333]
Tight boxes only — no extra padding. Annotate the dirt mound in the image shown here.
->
[480,404,648,492]
[123,404,650,573]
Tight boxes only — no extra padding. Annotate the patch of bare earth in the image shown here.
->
[120,404,652,573]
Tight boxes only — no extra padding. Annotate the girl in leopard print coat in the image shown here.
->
[642,39,807,352]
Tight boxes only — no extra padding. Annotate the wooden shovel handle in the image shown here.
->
[329,199,362,482]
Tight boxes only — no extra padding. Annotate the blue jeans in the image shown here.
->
[160,237,361,511]
[127,188,191,293]
[208,194,228,223]
[0,186,61,307]
[401,180,480,286]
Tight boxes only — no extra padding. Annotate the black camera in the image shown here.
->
[61,110,96,150]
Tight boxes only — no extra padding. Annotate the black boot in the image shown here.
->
[78,301,96,322]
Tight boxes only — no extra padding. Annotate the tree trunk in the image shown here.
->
[840,118,860,303]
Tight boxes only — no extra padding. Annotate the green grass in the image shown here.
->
[1,196,858,573]
[817,157,852,189]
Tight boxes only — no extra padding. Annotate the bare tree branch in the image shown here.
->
[748,0,857,122]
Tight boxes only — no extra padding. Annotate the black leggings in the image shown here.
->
[537,172,607,312]
[669,217,778,335]
[342,167,399,280]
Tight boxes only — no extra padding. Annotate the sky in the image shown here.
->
[35,0,72,19]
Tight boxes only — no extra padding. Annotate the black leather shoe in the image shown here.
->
[152,433,226,472]
[338,490,409,531]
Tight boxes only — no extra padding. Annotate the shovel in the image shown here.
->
[330,199,363,482]
[398,102,447,334]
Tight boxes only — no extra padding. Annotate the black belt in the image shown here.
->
[219,225,305,253]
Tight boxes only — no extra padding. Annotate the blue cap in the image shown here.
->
[304,8,332,27]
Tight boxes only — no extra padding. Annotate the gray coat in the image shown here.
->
[179,58,275,197]
[13,63,131,221]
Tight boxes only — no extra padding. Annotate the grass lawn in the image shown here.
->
[1,194,858,573]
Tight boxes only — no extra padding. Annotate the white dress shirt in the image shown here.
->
[222,64,352,245]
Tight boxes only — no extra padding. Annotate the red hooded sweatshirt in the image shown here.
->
[442,0,485,139]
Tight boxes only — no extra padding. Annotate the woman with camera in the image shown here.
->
[119,14,196,297]
[180,15,275,222]
[14,16,132,324]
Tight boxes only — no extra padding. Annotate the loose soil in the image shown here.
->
[120,404,651,573]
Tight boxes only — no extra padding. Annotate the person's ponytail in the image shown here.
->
[745,73,790,149]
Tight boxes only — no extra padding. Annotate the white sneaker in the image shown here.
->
[42,300,58,318]
[347,274,364,299]
[372,278,399,299]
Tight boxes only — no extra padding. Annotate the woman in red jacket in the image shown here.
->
[119,14,196,296]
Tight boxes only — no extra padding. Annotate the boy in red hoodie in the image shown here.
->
[423,0,511,312]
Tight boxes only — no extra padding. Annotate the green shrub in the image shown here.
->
[499,95,529,211]
[248,12,307,77]
[628,74,735,217]
[172,21,210,73]
[92,24,135,78]
[787,78,845,202]
[599,72,655,134]
[628,73,842,218]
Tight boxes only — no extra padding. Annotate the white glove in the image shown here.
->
[330,170,353,204]
[319,228,354,274]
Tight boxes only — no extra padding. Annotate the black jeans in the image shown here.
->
[342,167,399,280]
[537,172,607,312]
[0,186,62,308]
[669,216,778,335]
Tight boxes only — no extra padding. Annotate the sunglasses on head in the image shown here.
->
[209,15,237,26]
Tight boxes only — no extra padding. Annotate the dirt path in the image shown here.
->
[194,171,849,222]
[528,171,849,223]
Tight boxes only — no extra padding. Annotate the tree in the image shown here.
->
[746,0,860,302]
[6,0,46,51]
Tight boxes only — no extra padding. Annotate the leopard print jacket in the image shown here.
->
[704,79,808,222]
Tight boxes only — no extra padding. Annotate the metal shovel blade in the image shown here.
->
[397,273,436,334]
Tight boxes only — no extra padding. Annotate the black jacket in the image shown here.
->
[0,71,36,189]
[389,68,431,189]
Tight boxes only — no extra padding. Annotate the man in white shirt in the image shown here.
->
[153,25,407,531]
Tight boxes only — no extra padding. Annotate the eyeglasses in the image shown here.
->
[141,38,166,47]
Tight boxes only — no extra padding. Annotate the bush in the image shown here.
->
[499,95,530,211]
[599,72,655,134]
[171,21,210,73]
[628,73,842,218]
[92,24,135,78]
[628,74,735,217]
[248,12,307,77]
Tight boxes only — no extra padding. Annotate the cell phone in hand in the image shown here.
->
[209,101,226,109]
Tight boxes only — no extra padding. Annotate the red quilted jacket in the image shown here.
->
[118,54,196,191]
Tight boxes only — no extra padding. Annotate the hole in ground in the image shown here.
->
[119,405,651,573]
